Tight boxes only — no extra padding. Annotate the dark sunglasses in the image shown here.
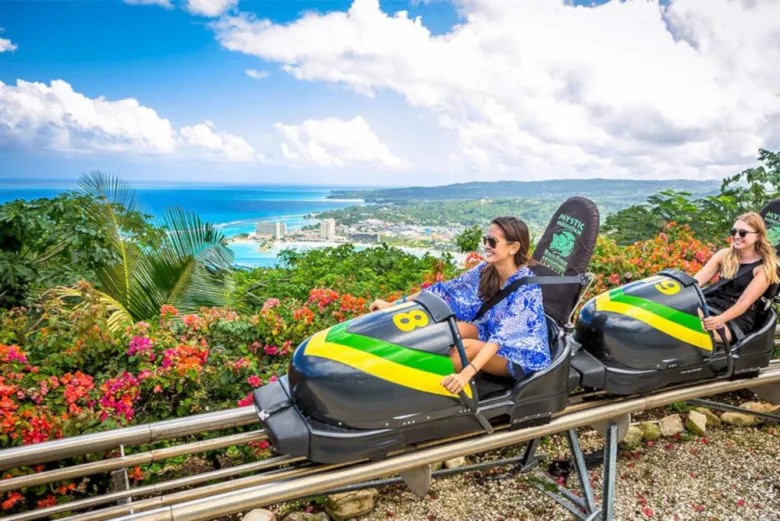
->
[730,228,759,238]
[482,235,516,249]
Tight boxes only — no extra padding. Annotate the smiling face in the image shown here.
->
[731,219,760,252]
[483,223,520,265]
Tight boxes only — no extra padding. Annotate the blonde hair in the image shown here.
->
[721,212,780,285]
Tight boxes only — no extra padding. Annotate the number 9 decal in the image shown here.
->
[393,310,429,332]
[654,279,680,295]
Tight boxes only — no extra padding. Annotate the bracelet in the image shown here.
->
[402,295,407,303]
[469,363,478,375]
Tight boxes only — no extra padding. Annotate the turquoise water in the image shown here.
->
[0,184,364,267]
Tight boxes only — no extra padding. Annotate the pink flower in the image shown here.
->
[608,273,620,285]
[261,298,280,312]
[264,345,278,356]
[269,375,278,383]
[247,375,262,388]
[127,336,154,360]
[138,369,152,380]
[237,392,253,407]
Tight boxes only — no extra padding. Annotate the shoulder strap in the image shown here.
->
[705,263,760,294]
[473,275,587,321]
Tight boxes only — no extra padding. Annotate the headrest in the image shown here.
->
[531,196,600,325]
[759,198,780,256]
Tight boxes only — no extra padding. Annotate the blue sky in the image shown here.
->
[0,0,776,186]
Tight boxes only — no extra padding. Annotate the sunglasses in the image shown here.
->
[731,228,758,237]
[482,235,516,249]
[730,228,759,238]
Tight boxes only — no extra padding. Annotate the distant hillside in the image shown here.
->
[328,179,721,203]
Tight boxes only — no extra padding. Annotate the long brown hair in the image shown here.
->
[478,216,534,301]
[722,212,780,284]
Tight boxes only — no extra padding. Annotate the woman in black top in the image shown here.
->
[694,212,780,343]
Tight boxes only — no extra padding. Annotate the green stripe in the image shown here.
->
[326,322,454,376]
[610,289,705,333]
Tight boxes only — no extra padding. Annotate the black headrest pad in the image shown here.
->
[531,196,600,325]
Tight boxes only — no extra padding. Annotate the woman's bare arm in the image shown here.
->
[694,248,727,287]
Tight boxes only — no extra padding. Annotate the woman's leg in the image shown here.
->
[449,338,511,377]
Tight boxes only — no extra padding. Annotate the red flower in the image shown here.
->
[2,492,23,511]
[36,495,56,509]
[160,304,179,317]
[237,392,253,407]
[247,375,262,388]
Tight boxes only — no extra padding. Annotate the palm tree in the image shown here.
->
[53,172,234,331]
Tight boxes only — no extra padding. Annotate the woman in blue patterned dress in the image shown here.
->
[369,217,550,395]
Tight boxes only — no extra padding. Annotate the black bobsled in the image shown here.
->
[254,197,600,463]
[570,199,780,395]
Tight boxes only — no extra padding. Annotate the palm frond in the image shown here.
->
[129,207,234,316]
[77,172,141,305]
[49,286,134,333]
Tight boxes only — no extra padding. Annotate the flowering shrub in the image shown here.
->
[582,223,715,304]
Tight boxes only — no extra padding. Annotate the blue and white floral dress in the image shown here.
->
[422,262,550,379]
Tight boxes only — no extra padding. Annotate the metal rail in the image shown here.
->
[109,366,780,521]
[0,407,257,471]
[2,456,306,521]
[0,431,267,494]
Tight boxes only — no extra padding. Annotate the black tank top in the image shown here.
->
[716,260,763,299]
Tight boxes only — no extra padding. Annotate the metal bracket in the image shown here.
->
[399,465,432,498]
[589,413,630,442]
[752,381,780,406]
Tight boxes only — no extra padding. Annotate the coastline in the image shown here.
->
[226,237,466,268]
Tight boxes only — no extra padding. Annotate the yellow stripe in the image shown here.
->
[596,293,712,351]
[304,328,471,398]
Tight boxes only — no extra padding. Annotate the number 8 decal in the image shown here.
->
[393,310,430,332]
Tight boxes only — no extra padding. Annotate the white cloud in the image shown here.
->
[0,38,16,53]
[0,79,260,162]
[212,0,780,180]
[185,0,238,17]
[123,0,173,8]
[274,116,409,169]
[245,68,269,80]
[0,28,17,53]
[180,122,260,162]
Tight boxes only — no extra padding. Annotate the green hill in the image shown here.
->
[329,179,721,203]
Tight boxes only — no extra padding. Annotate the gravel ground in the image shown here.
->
[344,424,780,521]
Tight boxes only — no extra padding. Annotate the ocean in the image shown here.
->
[0,185,365,267]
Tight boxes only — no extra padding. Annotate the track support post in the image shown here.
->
[527,422,618,521]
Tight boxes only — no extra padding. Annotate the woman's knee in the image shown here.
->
[458,321,479,340]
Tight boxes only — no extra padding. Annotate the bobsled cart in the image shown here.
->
[572,199,780,395]
[254,198,780,464]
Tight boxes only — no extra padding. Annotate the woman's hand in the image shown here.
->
[702,315,726,331]
[369,299,393,312]
[442,367,476,395]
